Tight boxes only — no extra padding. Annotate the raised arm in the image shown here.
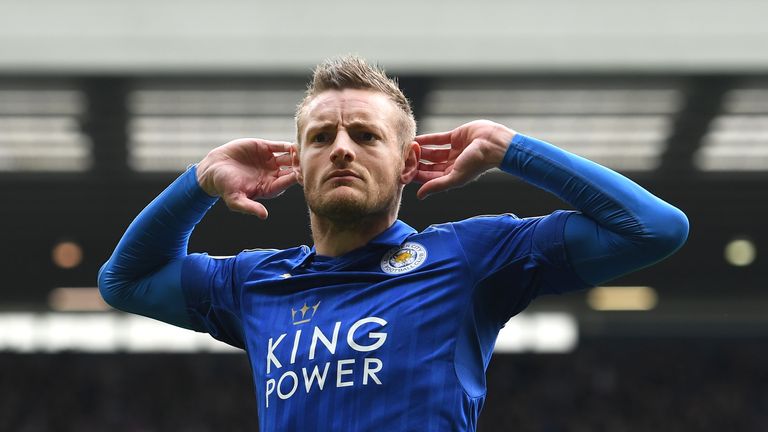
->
[415,120,689,286]
[97,139,297,329]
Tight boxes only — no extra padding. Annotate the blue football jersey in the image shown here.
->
[181,212,586,431]
[100,132,688,431]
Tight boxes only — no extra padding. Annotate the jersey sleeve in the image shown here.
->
[451,211,588,322]
[98,165,246,349]
[98,166,219,331]
[181,253,246,349]
[501,133,689,286]
[450,132,688,324]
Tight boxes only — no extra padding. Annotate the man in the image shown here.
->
[99,56,688,431]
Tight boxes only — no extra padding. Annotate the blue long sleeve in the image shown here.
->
[500,133,689,286]
[98,133,689,328]
[97,166,218,329]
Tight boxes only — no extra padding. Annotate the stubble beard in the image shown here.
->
[305,181,400,225]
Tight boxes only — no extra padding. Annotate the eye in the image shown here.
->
[311,132,331,143]
[355,131,378,142]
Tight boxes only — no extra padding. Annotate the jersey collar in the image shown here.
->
[368,219,418,246]
[291,220,417,270]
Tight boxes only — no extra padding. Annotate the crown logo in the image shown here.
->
[291,301,321,325]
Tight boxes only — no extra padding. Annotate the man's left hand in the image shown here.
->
[414,120,516,199]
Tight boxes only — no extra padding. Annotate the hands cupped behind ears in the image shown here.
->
[195,138,298,219]
[194,121,514,217]
[414,120,516,200]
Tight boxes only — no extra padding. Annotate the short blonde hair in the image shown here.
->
[295,55,416,148]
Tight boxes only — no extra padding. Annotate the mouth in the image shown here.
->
[325,170,362,182]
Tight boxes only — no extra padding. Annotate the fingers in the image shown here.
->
[413,158,449,183]
[265,171,298,197]
[277,167,296,177]
[226,138,293,151]
[224,192,269,219]
[238,139,294,161]
[262,140,295,153]
[416,169,472,200]
[418,161,449,172]
[413,170,445,184]
[417,175,454,200]
[419,147,451,162]
[274,153,293,166]
[415,131,453,146]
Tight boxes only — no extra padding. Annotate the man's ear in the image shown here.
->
[290,145,304,186]
[400,141,420,185]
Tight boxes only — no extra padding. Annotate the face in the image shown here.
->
[293,89,417,223]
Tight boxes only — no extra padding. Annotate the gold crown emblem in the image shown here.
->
[291,301,321,325]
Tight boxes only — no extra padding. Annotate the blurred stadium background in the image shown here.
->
[1,0,768,430]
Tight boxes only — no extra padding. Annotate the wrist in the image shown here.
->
[194,158,220,197]
[499,133,529,175]
[485,125,516,167]
[180,165,220,206]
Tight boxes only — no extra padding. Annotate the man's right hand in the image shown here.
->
[196,138,298,219]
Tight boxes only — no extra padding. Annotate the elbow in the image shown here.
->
[97,260,127,311]
[642,205,690,260]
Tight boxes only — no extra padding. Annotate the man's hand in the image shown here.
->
[196,138,298,219]
[414,120,516,199]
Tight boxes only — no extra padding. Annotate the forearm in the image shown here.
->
[500,133,689,285]
[97,166,218,327]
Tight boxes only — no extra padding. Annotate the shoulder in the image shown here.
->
[401,214,526,251]
[234,245,307,266]
[421,213,519,230]
[238,246,306,259]
[452,213,520,225]
[450,211,576,232]
[421,213,522,235]
[415,212,575,250]
[187,246,308,277]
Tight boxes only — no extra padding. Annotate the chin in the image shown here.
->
[305,182,399,222]
[305,187,363,218]
[311,198,370,222]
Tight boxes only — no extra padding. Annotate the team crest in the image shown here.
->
[380,242,427,274]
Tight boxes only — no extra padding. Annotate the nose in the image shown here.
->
[329,131,355,165]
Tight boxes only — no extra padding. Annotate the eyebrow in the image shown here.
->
[304,121,336,133]
[345,120,384,133]
[304,119,386,137]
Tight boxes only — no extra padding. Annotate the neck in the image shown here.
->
[310,211,397,257]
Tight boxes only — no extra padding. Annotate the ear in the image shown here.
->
[290,144,304,186]
[400,141,420,185]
